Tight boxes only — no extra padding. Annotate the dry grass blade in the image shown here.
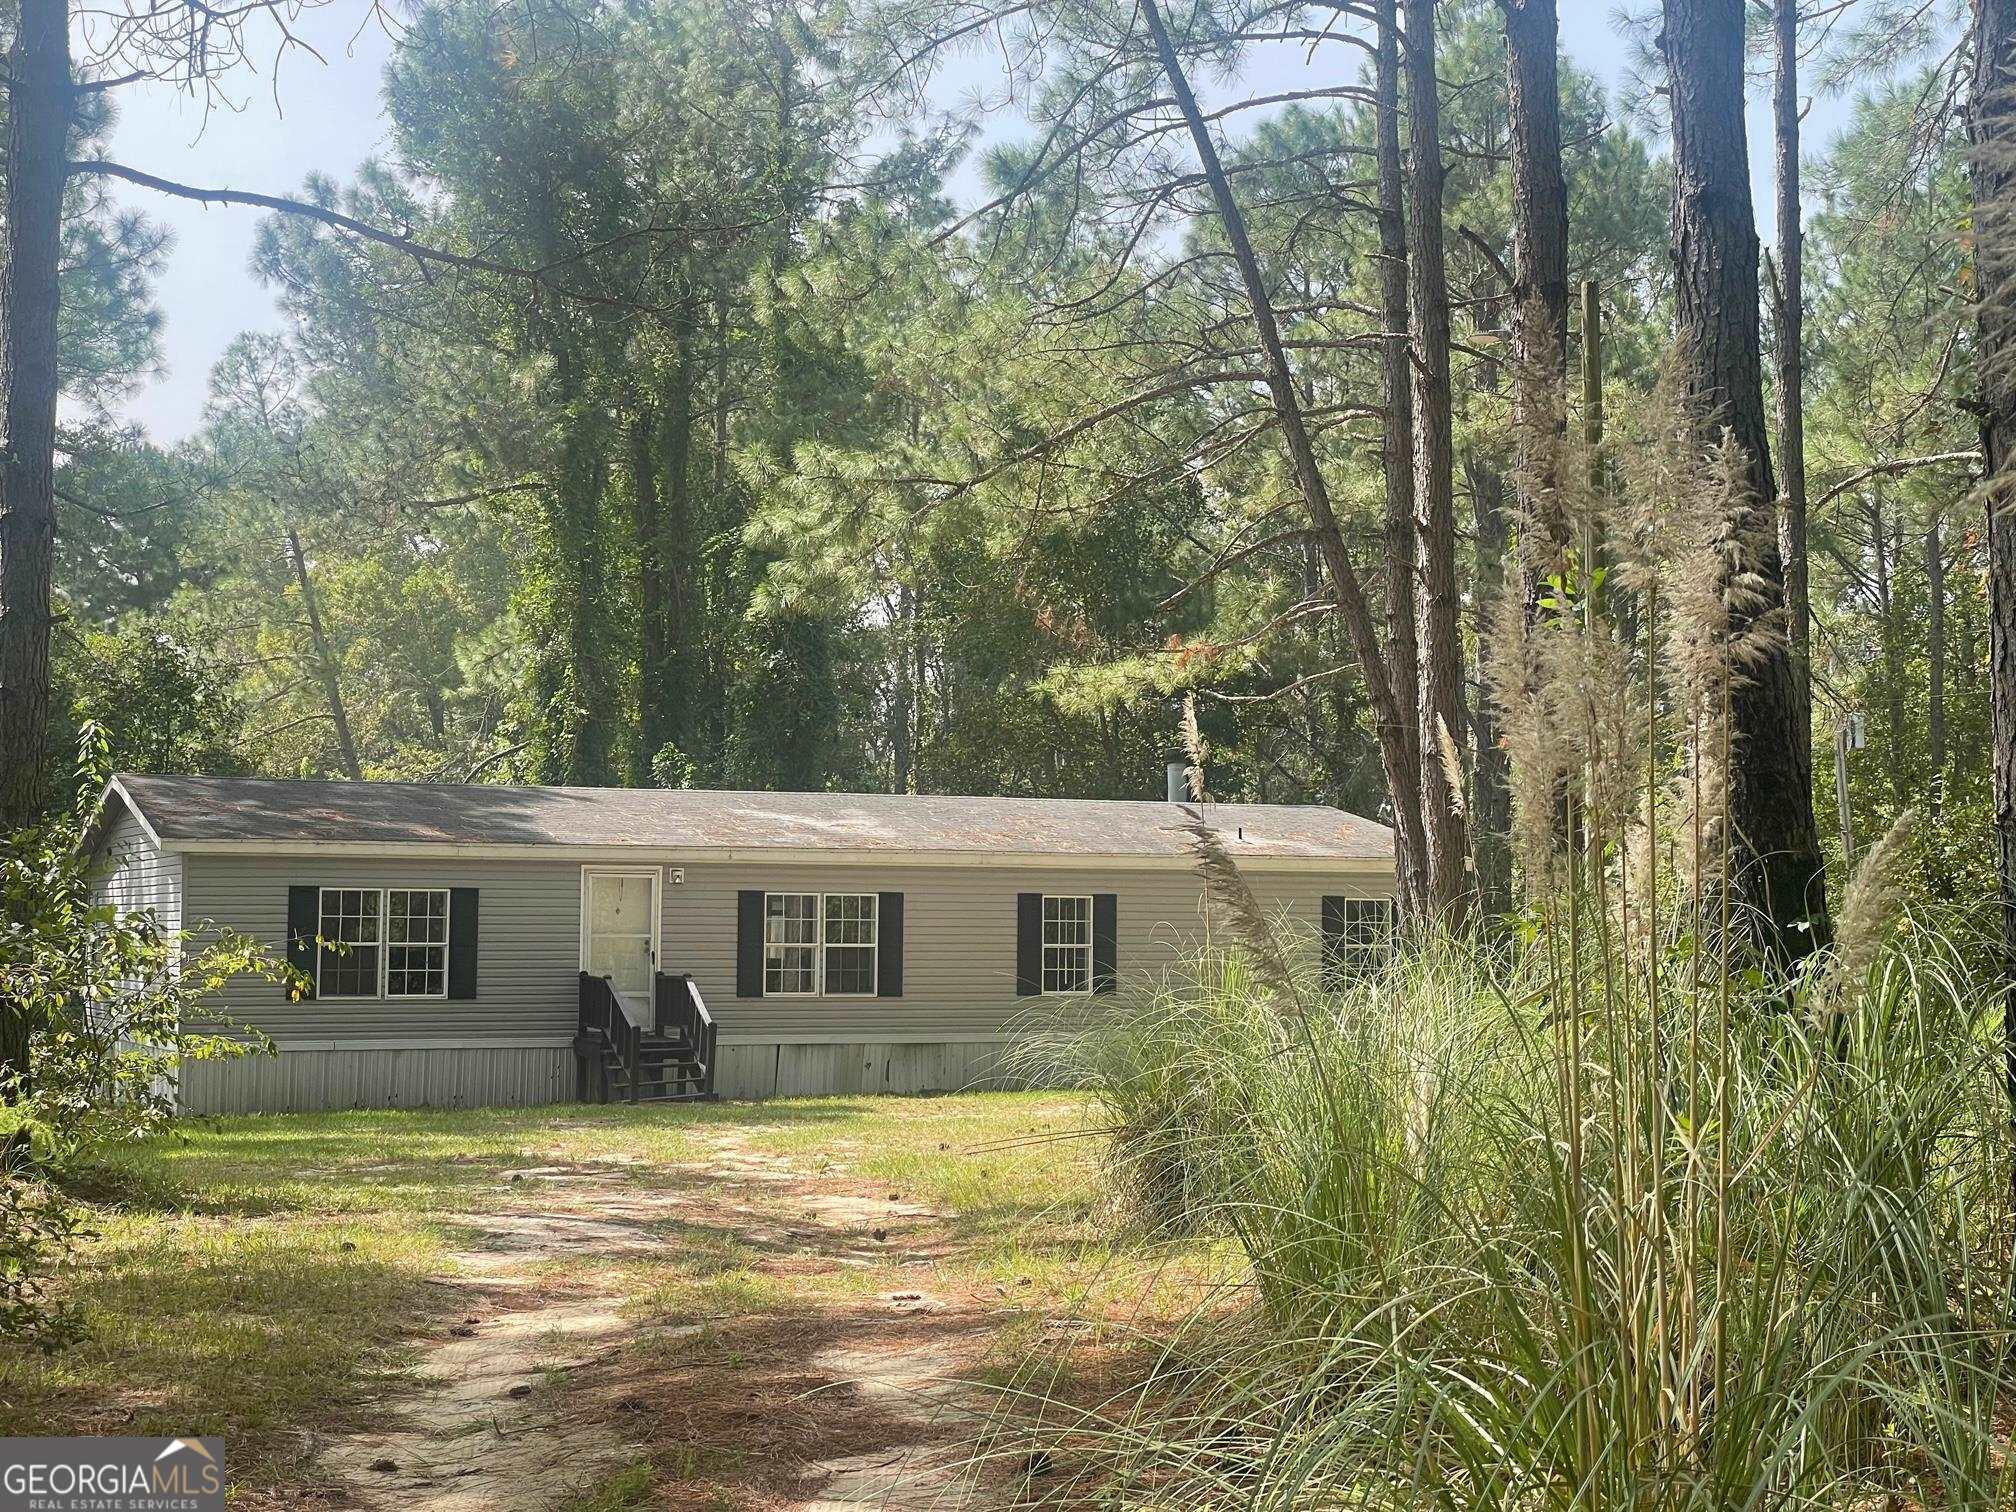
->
[1180,811,1302,1016]
[1177,694,1300,1013]
[1181,693,1209,803]
[1814,805,1915,1022]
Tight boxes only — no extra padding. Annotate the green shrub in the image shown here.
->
[0,727,284,1346]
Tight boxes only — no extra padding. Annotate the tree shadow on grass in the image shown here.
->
[66,1097,889,1219]
[0,1210,450,1498]
[587,1300,1015,1508]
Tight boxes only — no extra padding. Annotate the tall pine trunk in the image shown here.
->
[1967,0,2016,1191]
[561,414,615,785]
[635,324,697,782]
[1498,0,1568,907]
[892,582,916,793]
[632,400,668,784]
[1403,0,1473,929]
[285,527,364,781]
[700,296,735,777]
[1661,0,1830,962]
[1868,495,1907,808]
[1374,0,1427,920]
[531,339,615,787]
[1138,0,1430,929]
[0,0,69,832]
[1469,446,1515,918]
[1466,261,1514,921]
[661,337,695,770]
[1503,0,1571,602]
[1773,0,1812,755]
[0,0,68,1103]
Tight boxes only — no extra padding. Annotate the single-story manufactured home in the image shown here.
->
[85,773,1396,1113]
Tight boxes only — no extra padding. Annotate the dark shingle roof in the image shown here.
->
[109,773,1392,863]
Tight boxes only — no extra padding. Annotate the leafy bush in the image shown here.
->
[0,1176,89,1354]
[0,730,283,1346]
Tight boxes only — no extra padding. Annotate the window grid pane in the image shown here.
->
[825,947,875,995]
[823,894,877,946]
[318,888,382,998]
[1042,896,1092,995]
[1341,899,1395,971]
[765,893,819,995]
[387,889,449,998]
[823,894,878,995]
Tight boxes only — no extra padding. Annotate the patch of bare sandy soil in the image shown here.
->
[602,1128,1033,1510]
[306,1169,687,1511]
[302,1134,1052,1511]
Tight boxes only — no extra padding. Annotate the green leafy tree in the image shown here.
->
[1,732,280,1345]
[1804,75,1987,916]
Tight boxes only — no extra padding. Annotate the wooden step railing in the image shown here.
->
[576,972,640,1103]
[577,971,717,1103]
[652,971,717,1096]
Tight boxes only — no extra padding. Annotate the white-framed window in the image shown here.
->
[764,892,880,997]
[317,887,383,999]
[317,886,450,1000]
[387,889,450,998]
[764,892,819,996]
[1338,898,1395,974]
[823,893,879,996]
[1042,895,1093,995]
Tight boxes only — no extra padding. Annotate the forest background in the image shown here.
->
[16,0,1988,934]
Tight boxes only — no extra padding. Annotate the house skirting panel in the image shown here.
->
[178,1043,574,1115]
[712,1038,1010,1100]
[176,1037,1015,1113]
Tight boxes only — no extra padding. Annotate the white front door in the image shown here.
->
[582,868,660,1002]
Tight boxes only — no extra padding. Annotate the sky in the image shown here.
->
[94,1,1866,443]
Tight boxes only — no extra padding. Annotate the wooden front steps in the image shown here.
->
[575,972,720,1105]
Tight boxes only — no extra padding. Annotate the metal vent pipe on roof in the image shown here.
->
[1166,761,1186,803]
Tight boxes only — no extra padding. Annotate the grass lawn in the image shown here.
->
[0,1091,1196,1504]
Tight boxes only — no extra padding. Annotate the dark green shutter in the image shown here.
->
[286,886,318,1000]
[1016,893,1042,996]
[737,891,765,998]
[1320,895,1346,991]
[877,892,904,998]
[1092,893,1118,995]
[448,888,479,999]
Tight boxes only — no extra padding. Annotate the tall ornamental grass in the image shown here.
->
[1010,383,2015,1507]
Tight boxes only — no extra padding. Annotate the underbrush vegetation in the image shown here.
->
[1020,923,2011,1507]
[1010,393,2016,1508]
[1,730,280,1351]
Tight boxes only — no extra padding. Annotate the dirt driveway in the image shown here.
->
[308,1114,1087,1511]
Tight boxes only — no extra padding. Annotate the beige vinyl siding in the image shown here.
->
[666,862,1391,1041]
[182,854,580,1042]
[93,808,182,933]
[178,851,1392,1049]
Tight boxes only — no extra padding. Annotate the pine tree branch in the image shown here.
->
[1811,450,1981,512]
[65,160,668,312]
